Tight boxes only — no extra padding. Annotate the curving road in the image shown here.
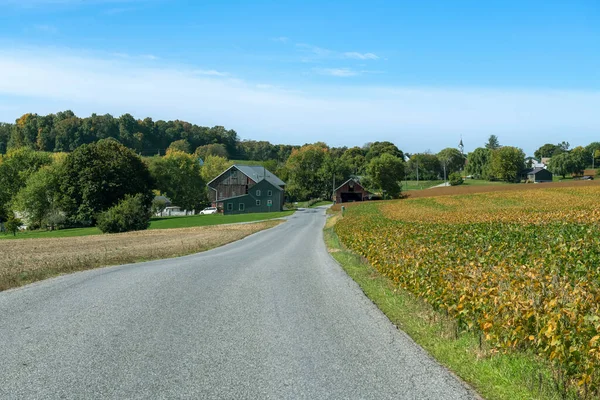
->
[0,208,477,399]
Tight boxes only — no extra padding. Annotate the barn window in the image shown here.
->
[256,200,261,206]
[239,203,245,211]
[267,200,272,206]
[267,190,272,196]
[256,190,261,196]
[227,203,233,211]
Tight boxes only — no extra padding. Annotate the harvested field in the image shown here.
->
[0,220,281,291]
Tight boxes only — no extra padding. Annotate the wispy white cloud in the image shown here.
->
[33,24,58,34]
[192,69,229,77]
[314,68,359,77]
[271,36,289,43]
[344,52,379,60]
[296,43,332,57]
[102,7,136,15]
[0,47,598,153]
[1,0,150,5]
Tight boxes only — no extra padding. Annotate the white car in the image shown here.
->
[199,207,218,215]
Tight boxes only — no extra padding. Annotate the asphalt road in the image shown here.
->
[0,208,477,399]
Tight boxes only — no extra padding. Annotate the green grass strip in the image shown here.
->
[1,211,293,240]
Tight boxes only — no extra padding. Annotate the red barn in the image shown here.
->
[334,178,370,203]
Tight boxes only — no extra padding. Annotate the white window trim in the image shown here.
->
[227,203,233,211]
[256,190,261,196]
[239,203,245,211]
[267,199,273,206]
[256,200,261,206]
[267,190,272,196]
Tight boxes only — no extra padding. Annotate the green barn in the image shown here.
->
[207,165,286,214]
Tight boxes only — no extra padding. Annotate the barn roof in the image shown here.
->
[527,167,549,175]
[207,164,286,187]
[334,178,366,192]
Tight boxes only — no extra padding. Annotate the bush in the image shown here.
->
[97,194,152,234]
[5,213,22,236]
[307,198,322,207]
[449,172,464,186]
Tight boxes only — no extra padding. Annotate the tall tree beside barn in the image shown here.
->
[364,141,404,161]
[148,150,205,211]
[489,146,525,182]
[285,144,327,200]
[366,153,405,199]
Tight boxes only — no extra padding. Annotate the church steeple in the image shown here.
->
[458,136,464,155]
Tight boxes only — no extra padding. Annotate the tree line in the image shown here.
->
[0,110,299,161]
[1,111,598,235]
[0,137,408,234]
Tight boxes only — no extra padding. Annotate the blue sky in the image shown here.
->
[0,0,598,154]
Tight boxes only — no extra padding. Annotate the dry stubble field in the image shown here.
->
[0,220,281,291]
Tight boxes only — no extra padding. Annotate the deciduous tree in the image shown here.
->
[285,144,328,200]
[11,164,62,229]
[149,150,205,211]
[168,139,192,154]
[437,148,465,175]
[534,143,563,159]
[465,148,491,179]
[0,148,53,217]
[365,141,404,161]
[366,154,404,199]
[406,153,441,180]
[200,155,233,184]
[489,146,525,182]
[59,139,153,225]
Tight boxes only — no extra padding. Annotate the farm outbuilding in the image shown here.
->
[207,165,286,214]
[524,167,553,183]
[334,178,370,203]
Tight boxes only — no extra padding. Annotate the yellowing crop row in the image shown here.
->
[335,187,600,395]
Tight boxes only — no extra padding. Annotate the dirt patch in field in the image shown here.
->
[0,220,281,291]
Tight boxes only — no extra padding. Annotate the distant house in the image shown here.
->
[334,178,371,203]
[523,167,553,183]
[153,195,194,216]
[525,157,546,169]
[541,157,552,166]
[154,195,172,208]
[207,165,286,214]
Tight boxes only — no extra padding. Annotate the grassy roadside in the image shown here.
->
[323,212,569,400]
[0,211,293,240]
[0,220,282,291]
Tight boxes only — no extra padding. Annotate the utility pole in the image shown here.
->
[443,161,447,185]
[416,159,419,187]
[332,173,336,202]
[593,151,595,170]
